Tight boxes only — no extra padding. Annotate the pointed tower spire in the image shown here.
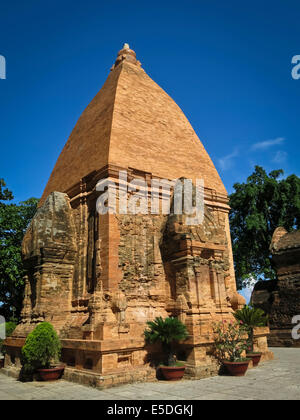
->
[111,43,142,70]
[40,44,227,204]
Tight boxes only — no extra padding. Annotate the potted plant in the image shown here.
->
[233,305,268,367]
[21,322,64,381]
[144,316,188,380]
[0,322,17,368]
[213,320,250,376]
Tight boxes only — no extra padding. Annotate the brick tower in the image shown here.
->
[4,45,272,385]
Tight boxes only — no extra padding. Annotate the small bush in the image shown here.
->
[213,320,249,362]
[0,322,17,355]
[233,305,268,352]
[144,317,188,366]
[21,322,61,374]
[5,322,17,337]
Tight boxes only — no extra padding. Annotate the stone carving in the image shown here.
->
[117,214,166,293]
[15,192,77,335]
[161,180,231,318]
[111,291,128,324]
[175,294,189,323]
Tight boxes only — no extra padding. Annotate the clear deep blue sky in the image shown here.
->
[1,0,300,203]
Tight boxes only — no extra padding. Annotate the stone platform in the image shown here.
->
[0,348,298,400]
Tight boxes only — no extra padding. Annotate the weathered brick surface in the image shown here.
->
[40,45,226,205]
[13,192,77,337]
[252,227,300,347]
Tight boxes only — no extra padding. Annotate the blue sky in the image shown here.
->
[1,0,299,202]
[1,1,300,300]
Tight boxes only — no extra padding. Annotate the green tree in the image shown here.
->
[0,179,39,321]
[229,166,300,289]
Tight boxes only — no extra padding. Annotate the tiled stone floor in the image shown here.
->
[0,348,299,400]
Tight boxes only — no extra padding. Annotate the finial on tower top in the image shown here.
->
[111,43,142,71]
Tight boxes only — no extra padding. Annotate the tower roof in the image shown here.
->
[40,44,227,204]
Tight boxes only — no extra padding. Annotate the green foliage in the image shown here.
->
[0,178,39,320]
[21,322,61,373]
[233,305,268,352]
[229,166,300,289]
[144,317,188,366]
[144,317,188,345]
[0,321,17,355]
[5,321,17,337]
[213,320,249,362]
[233,305,268,328]
[0,179,13,201]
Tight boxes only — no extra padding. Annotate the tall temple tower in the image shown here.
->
[5,45,272,385]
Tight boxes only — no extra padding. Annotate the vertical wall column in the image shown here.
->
[195,265,214,306]
[78,179,88,298]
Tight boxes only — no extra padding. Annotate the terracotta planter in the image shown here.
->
[160,365,185,381]
[223,359,250,376]
[37,365,64,381]
[246,352,262,367]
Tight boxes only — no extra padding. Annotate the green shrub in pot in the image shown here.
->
[21,322,61,375]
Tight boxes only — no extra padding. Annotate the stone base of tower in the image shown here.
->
[3,327,273,389]
[62,365,156,389]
